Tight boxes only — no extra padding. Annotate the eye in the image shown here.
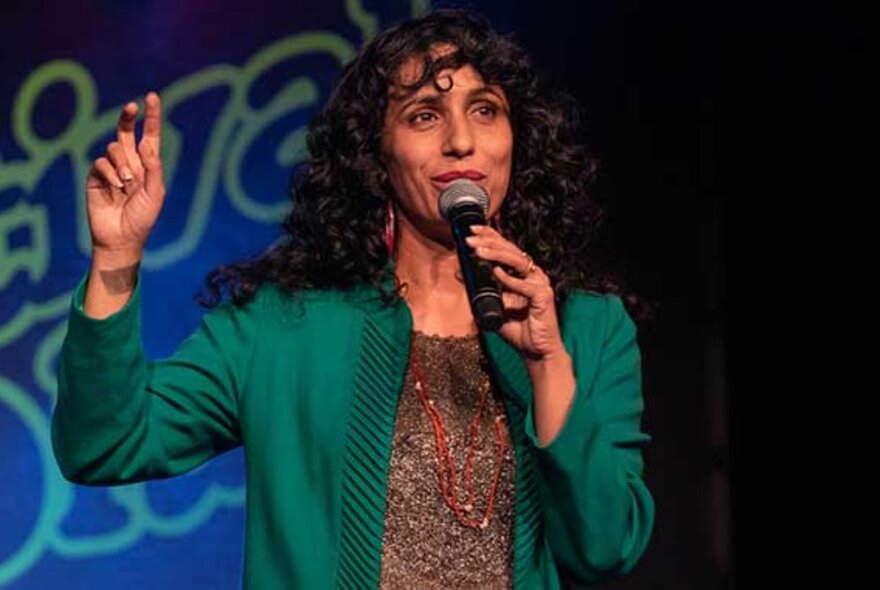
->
[407,111,439,126]
[472,102,500,119]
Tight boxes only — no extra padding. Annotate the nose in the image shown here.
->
[442,111,475,158]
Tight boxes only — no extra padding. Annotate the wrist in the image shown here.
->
[524,345,572,374]
[91,246,144,271]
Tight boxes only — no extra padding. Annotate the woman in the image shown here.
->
[53,9,654,589]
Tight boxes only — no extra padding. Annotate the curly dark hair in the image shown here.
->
[202,9,645,318]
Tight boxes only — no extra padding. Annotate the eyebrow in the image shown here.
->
[394,86,508,116]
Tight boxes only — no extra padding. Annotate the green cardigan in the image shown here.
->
[53,273,654,589]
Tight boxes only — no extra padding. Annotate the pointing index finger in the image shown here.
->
[142,92,162,147]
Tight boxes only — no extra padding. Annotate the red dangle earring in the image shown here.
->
[384,199,396,258]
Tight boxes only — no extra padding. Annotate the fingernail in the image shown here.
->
[113,178,125,188]
[465,236,477,243]
[120,168,133,181]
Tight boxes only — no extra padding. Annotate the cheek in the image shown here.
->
[490,128,514,197]
[488,125,514,167]
[385,149,413,190]
[500,128,514,164]
[388,143,432,192]
[385,147,433,215]
[385,137,411,177]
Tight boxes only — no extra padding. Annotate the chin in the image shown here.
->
[415,218,455,248]
[431,226,457,249]
[397,205,456,247]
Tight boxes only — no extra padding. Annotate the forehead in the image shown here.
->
[387,63,508,113]
[389,66,487,102]
[392,42,459,87]
[386,42,500,101]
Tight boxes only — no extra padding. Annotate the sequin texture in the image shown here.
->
[378,331,516,589]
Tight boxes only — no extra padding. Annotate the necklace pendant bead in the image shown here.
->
[408,337,507,533]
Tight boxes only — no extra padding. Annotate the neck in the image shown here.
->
[393,213,476,337]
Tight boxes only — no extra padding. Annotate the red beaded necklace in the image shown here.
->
[408,336,509,529]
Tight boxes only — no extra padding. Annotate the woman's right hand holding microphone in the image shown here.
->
[84,92,165,318]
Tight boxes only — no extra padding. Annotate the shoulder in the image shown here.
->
[562,289,629,326]
[227,282,373,326]
[560,290,636,345]
[239,282,350,309]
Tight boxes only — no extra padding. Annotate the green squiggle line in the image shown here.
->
[346,0,379,42]
[2,61,100,261]
[12,60,97,161]
[224,78,318,222]
[239,32,355,84]
[143,33,355,267]
[49,478,245,557]
[0,376,69,586]
[0,291,70,348]
[110,483,245,538]
[49,488,147,558]
[135,65,239,269]
[411,0,431,17]
[276,128,309,166]
[33,319,66,401]
[0,201,49,289]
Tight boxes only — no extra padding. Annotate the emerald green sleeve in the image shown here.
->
[523,294,655,585]
[52,273,256,485]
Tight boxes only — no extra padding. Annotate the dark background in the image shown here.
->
[471,1,857,587]
[474,2,730,587]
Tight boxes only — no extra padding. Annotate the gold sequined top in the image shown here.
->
[378,331,516,589]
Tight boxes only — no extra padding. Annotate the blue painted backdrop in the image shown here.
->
[0,1,438,587]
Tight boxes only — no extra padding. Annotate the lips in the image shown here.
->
[431,170,486,183]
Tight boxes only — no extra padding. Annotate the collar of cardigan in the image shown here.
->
[341,260,534,412]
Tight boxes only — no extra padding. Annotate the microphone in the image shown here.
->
[438,179,504,332]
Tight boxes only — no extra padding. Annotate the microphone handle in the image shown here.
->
[449,204,504,331]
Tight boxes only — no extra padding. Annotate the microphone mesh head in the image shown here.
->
[438,179,490,220]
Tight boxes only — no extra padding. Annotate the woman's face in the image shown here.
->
[382,52,513,244]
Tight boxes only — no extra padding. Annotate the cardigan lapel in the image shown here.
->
[336,288,412,590]
[482,331,544,589]
[336,279,543,590]
[481,331,533,411]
